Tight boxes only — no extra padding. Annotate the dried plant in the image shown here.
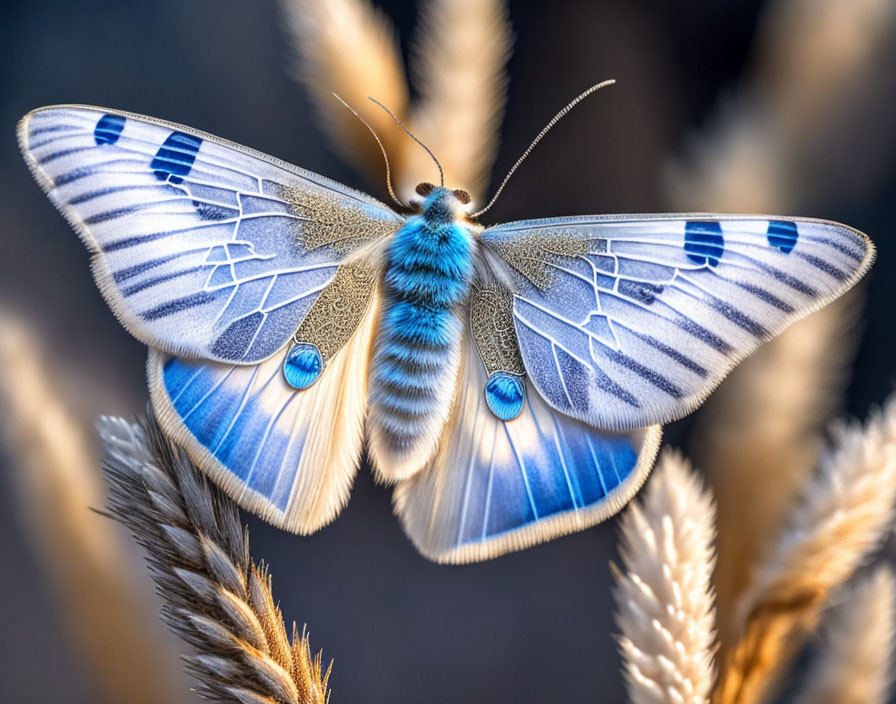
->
[713,397,896,704]
[665,0,896,655]
[100,413,331,704]
[794,567,896,704]
[280,0,511,202]
[665,0,896,213]
[0,311,186,704]
[690,290,863,647]
[280,0,409,187]
[404,0,511,200]
[613,451,717,704]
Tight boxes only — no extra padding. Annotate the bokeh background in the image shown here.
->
[1,1,894,702]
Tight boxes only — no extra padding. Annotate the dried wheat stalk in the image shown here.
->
[404,0,512,200]
[280,0,409,188]
[100,413,331,704]
[0,312,187,704]
[794,567,896,704]
[690,290,863,648]
[280,0,512,204]
[613,451,717,704]
[665,0,896,652]
[713,396,896,704]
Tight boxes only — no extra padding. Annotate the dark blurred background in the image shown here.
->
[1,1,893,702]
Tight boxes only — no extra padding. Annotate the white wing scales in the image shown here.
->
[482,215,872,430]
[19,105,402,363]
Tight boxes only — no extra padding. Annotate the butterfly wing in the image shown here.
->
[18,105,403,363]
[148,287,380,532]
[480,215,873,430]
[20,105,400,530]
[393,334,662,563]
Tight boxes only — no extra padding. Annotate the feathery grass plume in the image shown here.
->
[755,0,896,185]
[0,311,187,704]
[665,0,896,212]
[100,412,331,704]
[280,0,409,190]
[794,567,896,704]
[613,450,717,704]
[662,0,895,653]
[690,290,863,649]
[713,396,896,704]
[402,0,511,201]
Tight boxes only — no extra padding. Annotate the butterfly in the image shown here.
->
[18,98,873,563]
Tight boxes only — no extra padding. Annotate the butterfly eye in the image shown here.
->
[415,182,435,197]
[453,189,471,205]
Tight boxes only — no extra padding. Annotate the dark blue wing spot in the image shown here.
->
[684,221,724,267]
[151,132,202,184]
[618,279,664,304]
[767,220,799,254]
[192,200,238,220]
[94,114,125,145]
[211,313,264,359]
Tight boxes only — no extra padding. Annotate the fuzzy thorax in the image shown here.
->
[368,188,476,481]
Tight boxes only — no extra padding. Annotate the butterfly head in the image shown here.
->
[414,182,473,220]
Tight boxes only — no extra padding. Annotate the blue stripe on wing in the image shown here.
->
[149,293,376,534]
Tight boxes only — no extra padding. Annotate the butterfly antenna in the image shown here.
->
[368,97,445,187]
[332,93,406,209]
[471,79,616,218]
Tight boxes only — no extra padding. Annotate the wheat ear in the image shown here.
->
[99,412,331,704]
[279,0,409,191]
[794,567,896,704]
[403,0,512,201]
[665,0,893,653]
[0,312,186,704]
[613,450,717,704]
[713,396,896,704]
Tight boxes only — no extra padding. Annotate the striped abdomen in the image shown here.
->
[368,205,475,479]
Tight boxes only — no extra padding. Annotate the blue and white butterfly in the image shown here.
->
[18,102,873,563]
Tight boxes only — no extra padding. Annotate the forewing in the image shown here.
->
[393,336,662,563]
[481,215,873,430]
[19,105,402,363]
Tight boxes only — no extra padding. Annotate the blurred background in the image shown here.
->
[1,1,894,702]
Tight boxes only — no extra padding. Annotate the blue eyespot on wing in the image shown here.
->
[481,214,873,430]
[19,105,402,363]
[148,292,379,532]
[393,338,662,563]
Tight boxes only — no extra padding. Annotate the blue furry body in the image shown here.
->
[370,191,475,453]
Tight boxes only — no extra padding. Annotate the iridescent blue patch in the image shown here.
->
[684,221,724,267]
[283,343,322,389]
[767,220,798,254]
[94,114,125,145]
[151,131,202,184]
[485,372,526,421]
